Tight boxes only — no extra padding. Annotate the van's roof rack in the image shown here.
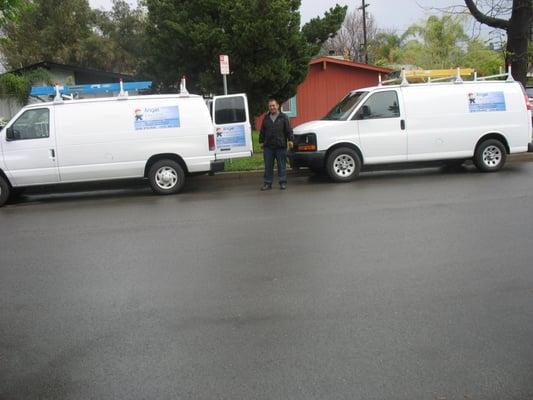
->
[30,80,152,101]
[379,65,515,86]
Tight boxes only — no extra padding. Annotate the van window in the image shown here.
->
[323,91,367,120]
[8,108,50,140]
[215,96,246,124]
[357,91,400,119]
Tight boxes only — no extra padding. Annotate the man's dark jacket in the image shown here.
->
[259,112,294,149]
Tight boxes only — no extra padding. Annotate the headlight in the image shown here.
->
[296,133,317,152]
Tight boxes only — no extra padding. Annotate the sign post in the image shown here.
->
[219,55,229,95]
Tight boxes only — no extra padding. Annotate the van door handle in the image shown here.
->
[49,149,55,159]
[400,119,406,130]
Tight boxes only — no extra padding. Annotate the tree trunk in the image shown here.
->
[506,0,531,86]
[464,0,531,86]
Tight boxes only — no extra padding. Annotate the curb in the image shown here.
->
[207,153,533,181]
[508,153,533,162]
[211,169,312,181]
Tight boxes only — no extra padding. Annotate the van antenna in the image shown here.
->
[180,75,189,95]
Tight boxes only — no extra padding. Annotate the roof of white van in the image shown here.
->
[350,80,518,94]
[26,93,204,108]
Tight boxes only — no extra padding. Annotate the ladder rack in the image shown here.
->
[379,66,515,86]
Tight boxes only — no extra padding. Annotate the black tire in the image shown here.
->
[474,139,507,172]
[148,159,185,195]
[326,147,361,182]
[0,176,11,207]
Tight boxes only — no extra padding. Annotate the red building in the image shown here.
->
[256,57,391,128]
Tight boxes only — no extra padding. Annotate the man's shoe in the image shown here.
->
[280,183,287,190]
[261,183,272,191]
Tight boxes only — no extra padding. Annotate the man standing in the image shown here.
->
[259,98,294,190]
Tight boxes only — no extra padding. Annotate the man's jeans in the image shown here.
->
[263,146,287,185]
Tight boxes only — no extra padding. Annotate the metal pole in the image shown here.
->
[359,0,370,64]
[223,75,228,95]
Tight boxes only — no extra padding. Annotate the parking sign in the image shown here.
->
[219,55,229,75]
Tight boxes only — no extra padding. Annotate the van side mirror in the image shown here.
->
[5,127,14,141]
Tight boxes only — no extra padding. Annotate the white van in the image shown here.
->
[0,92,252,206]
[291,80,533,181]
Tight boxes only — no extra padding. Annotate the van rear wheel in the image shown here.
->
[0,176,11,207]
[326,147,361,182]
[474,139,506,172]
[148,160,185,195]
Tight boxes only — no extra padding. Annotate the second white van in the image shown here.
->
[291,79,533,181]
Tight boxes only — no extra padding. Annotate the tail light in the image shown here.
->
[208,134,215,151]
[519,83,532,111]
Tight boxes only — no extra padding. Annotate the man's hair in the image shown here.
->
[268,97,279,105]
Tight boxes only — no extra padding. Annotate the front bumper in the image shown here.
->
[528,142,533,153]
[290,151,326,170]
[210,159,225,173]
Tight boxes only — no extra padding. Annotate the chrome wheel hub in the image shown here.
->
[155,166,178,189]
[482,146,502,167]
[333,154,355,177]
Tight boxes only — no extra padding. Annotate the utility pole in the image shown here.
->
[358,0,370,64]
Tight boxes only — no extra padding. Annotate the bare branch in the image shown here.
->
[464,0,510,29]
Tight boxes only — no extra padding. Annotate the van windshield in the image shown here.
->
[322,91,367,121]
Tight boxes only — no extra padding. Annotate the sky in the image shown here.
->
[89,0,500,42]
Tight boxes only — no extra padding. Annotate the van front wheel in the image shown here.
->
[326,147,361,182]
[474,139,506,172]
[148,160,185,195]
[0,176,11,207]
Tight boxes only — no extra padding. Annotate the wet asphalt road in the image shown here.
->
[1,162,533,400]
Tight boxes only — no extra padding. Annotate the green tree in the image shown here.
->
[462,39,504,75]
[0,68,52,105]
[302,5,347,53]
[368,31,404,66]
[0,0,29,27]
[89,0,147,74]
[0,0,145,73]
[1,0,94,69]
[142,0,346,117]
[402,15,469,69]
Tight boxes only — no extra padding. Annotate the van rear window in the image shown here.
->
[215,96,246,124]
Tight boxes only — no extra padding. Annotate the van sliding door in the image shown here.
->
[212,94,253,160]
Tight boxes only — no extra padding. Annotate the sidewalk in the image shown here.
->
[212,152,533,180]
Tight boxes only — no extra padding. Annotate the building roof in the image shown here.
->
[310,57,392,74]
[5,61,134,81]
